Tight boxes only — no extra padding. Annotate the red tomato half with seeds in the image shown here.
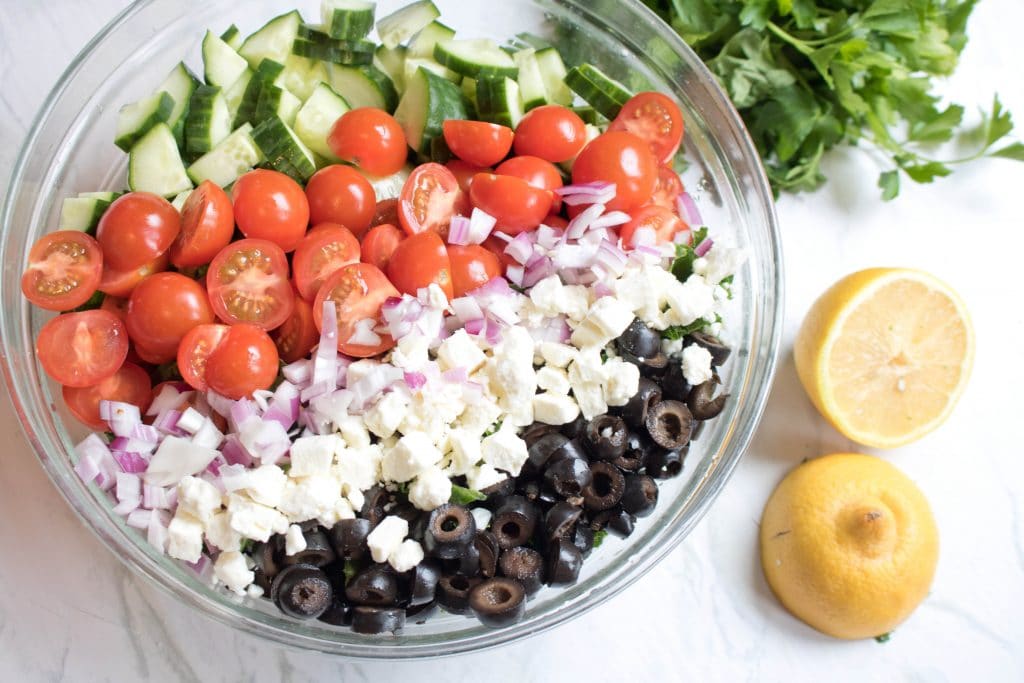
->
[272,294,319,363]
[386,231,454,300]
[204,324,280,400]
[649,164,684,213]
[36,310,128,388]
[63,362,152,430]
[170,180,234,268]
[442,120,514,168]
[469,173,552,235]
[96,192,181,271]
[206,238,295,331]
[313,263,398,358]
[398,163,461,239]
[608,92,685,164]
[177,323,230,392]
[291,224,361,301]
[21,231,103,311]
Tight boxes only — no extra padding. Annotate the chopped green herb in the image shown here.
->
[592,529,609,548]
[240,539,254,553]
[670,226,709,282]
[102,431,115,443]
[343,559,358,585]
[450,484,487,505]
[662,319,709,340]
[156,361,183,382]
[72,290,105,312]
[875,632,892,643]
[483,420,503,437]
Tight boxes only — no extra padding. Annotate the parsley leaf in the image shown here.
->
[450,485,487,505]
[592,529,609,548]
[662,319,709,340]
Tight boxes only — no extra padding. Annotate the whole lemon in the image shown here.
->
[760,453,939,640]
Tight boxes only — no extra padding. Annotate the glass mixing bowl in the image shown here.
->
[0,0,782,658]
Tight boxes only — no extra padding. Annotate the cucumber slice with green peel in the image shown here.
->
[434,39,519,79]
[329,64,399,112]
[59,197,111,234]
[321,0,375,40]
[408,21,455,59]
[358,165,412,200]
[202,30,249,88]
[255,85,303,127]
[429,135,453,164]
[294,82,350,163]
[157,63,200,146]
[564,63,633,119]
[187,123,262,188]
[224,69,253,121]
[461,76,477,105]
[402,57,460,86]
[171,190,193,213]
[292,38,375,65]
[234,59,286,128]
[251,116,318,182]
[571,106,603,125]
[394,66,467,157]
[514,49,547,110]
[476,76,524,128]
[239,11,302,70]
[220,25,242,50]
[279,54,329,101]
[374,45,408,94]
[128,123,193,197]
[185,85,233,160]
[78,191,121,201]
[376,0,440,49]
[535,47,573,107]
[114,91,174,152]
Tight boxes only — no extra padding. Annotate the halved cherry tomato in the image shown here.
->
[62,362,152,430]
[96,192,181,271]
[495,155,564,211]
[177,323,230,392]
[442,120,514,168]
[446,159,486,195]
[386,231,454,300]
[650,164,684,213]
[292,224,361,301]
[204,324,280,400]
[36,310,128,388]
[572,131,658,213]
[372,198,400,228]
[170,180,234,268]
[608,92,685,164]
[21,231,103,311]
[206,238,295,331]
[272,294,319,363]
[313,263,398,358]
[100,295,129,323]
[448,245,501,297]
[398,163,461,238]
[232,169,310,252]
[328,108,408,176]
[360,223,405,272]
[469,173,552,235]
[513,105,587,163]
[305,165,377,238]
[543,214,569,230]
[126,272,216,363]
[619,205,690,247]
[97,253,169,298]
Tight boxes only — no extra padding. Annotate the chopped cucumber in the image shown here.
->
[403,57,460,86]
[292,38,374,65]
[321,0,375,40]
[224,69,253,122]
[329,64,398,111]
[239,11,302,70]
[202,30,249,88]
[476,76,524,128]
[564,63,633,119]
[254,85,302,127]
[59,197,111,234]
[234,59,286,128]
[395,66,467,157]
[171,189,193,213]
[461,76,477,106]
[359,165,412,200]
[220,24,242,50]
[514,48,547,110]
[187,123,262,188]
[128,123,193,197]
[376,0,440,49]
[279,54,329,101]
[434,39,518,79]
[408,21,455,59]
[114,91,174,152]
[571,106,603,125]
[252,116,318,182]
[185,85,232,160]
[374,45,408,93]
[535,47,573,107]
[157,63,200,146]
[78,191,121,201]
[294,82,350,163]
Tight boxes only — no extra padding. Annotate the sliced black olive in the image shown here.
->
[481,477,516,508]
[685,331,732,366]
[360,486,390,526]
[561,414,589,440]
[407,600,439,625]
[271,563,333,620]
[409,559,442,606]
[620,475,659,517]
[620,378,662,429]
[690,420,705,442]
[251,539,281,579]
[329,518,373,561]
[492,496,539,550]
[544,502,583,542]
[475,531,501,578]
[581,461,626,511]
[437,574,482,614]
[456,541,481,576]
[543,456,593,499]
[616,318,662,359]
[687,379,729,420]
[284,528,336,568]
[522,422,561,447]
[390,501,421,524]
[424,504,476,559]
[572,524,595,557]
[351,606,406,635]
[660,362,690,402]
[469,577,527,627]
[611,430,649,472]
[645,446,686,479]
[519,478,541,502]
[344,565,399,606]
[645,400,693,450]
[624,350,669,378]
[498,547,545,596]
[584,414,628,461]
[316,593,352,626]
[523,432,570,478]
[547,437,589,467]
[605,509,636,538]
[545,538,583,586]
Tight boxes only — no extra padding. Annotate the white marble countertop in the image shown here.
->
[2,2,1022,681]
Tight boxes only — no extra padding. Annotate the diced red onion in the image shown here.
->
[251,389,274,413]
[504,232,535,265]
[187,554,212,576]
[99,401,140,435]
[485,317,503,345]
[461,381,484,402]
[505,265,525,287]
[593,282,614,298]
[144,436,220,487]
[348,365,404,409]
[114,472,142,514]
[228,399,258,434]
[595,240,629,276]
[147,383,188,417]
[676,191,703,227]
[192,418,225,450]
[447,215,472,245]
[176,407,205,434]
[485,297,520,326]
[282,359,313,386]
[527,316,571,344]
[300,380,334,402]
[204,390,234,418]
[451,296,484,323]
[442,367,468,383]
[464,318,485,335]
[590,211,630,231]
[147,510,170,553]
[142,484,172,510]
[630,226,657,249]
[109,436,156,456]
[381,295,425,340]
[127,508,153,529]
[221,434,252,467]
[553,242,600,269]
[74,455,101,485]
[523,258,558,289]
[112,450,148,474]
[566,204,606,239]
[237,416,291,465]
[557,181,616,206]
[313,300,339,387]
[205,456,224,477]
[536,225,563,250]
[404,372,427,390]
[153,409,184,436]
[263,381,300,430]
[694,237,714,257]
[468,208,497,244]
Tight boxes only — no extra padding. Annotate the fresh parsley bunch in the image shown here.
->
[641,0,1024,199]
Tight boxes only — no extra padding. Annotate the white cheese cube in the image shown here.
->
[176,475,223,524]
[602,358,641,407]
[458,397,504,437]
[446,428,483,475]
[471,507,492,530]
[285,524,307,556]
[214,550,254,595]
[242,465,287,508]
[204,510,242,552]
[367,515,408,563]
[538,341,578,368]
[536,366,571,394]
[391,334,430,371]
[388,539,425,572]
[336,415,372,449]
[166,513,204,563]
[227,494,289,542]
[437,329,487,373]
[381,432,443,482]
[572,382,608,421]
[533,392,581,425]
[408,466,453,511]
[703,246,746,285]
[363,391,408,439]
[465,463,508,491]
[345,359,382,386]
[664,275,716,327]
[333,444,382,492]
[482,423,529,475]
[288,435,341,478]
[682,343,715,385]
[571,297,635,349]
[277,476,342,524]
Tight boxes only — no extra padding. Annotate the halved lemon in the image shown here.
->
[794,268,974,449]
